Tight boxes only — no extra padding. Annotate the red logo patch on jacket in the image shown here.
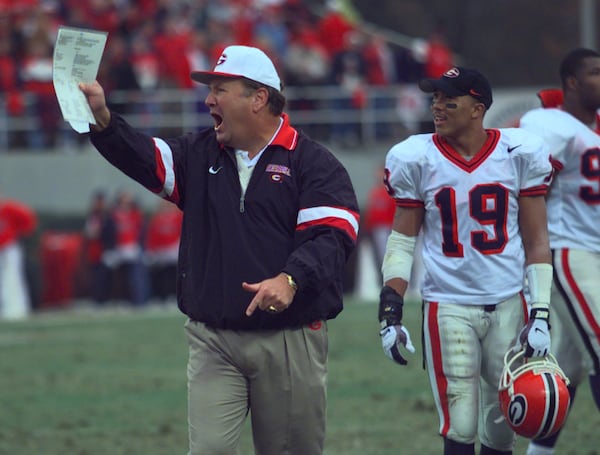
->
[308,321,322,331]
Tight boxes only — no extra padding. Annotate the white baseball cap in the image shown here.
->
[191,45,281,92]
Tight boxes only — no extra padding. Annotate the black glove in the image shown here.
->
[379,286,415,365]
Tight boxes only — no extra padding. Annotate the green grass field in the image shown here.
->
[0,299,597,455]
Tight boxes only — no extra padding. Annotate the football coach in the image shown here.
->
[79,44,360,455]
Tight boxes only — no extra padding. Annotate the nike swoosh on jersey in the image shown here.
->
[507,145,522,153]
[209,166,223,174]
[534,327,546,334]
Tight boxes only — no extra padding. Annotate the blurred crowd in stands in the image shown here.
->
[27,188,183,317]
[0,0,454,149]
[78,188,182,308]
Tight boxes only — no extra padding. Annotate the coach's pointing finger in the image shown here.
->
[243,282,262,316]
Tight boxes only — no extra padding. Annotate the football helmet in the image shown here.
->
[498,349,570,439]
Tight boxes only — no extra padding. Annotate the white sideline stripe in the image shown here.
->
[297,206,359,235]
[153,137,175,197]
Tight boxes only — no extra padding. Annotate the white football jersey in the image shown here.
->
[520,108,600,252]
[385,128,552,305]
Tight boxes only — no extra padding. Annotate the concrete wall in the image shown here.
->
[0,143,389,215]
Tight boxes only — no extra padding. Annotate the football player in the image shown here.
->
[379,67,554,454]
[520,47,600,455]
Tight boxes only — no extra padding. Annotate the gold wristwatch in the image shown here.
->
[283,273,298,292]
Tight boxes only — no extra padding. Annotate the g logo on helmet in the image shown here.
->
[507,394,527,427]
[498,350,571,439]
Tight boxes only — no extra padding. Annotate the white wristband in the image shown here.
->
[382,231,417,283]
[526,263,553,311]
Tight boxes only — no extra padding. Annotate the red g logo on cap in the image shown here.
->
[216,53,227,66]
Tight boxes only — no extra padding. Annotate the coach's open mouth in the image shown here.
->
[211,113,223,131]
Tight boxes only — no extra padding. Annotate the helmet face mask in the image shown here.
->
[498,349,571,439]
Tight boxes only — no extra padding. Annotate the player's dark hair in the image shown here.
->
[242,78,286,116]
[560,48,600,87]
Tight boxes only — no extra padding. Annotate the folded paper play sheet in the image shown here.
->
[53,26,107,133]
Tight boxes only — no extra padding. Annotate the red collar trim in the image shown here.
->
[433,129,500,173]
[270,113,298,150]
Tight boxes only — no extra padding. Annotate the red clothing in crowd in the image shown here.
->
[317,9,355,57]
[362,35,395,86]
[21,53,54,96]
[230,3,255,46]
[85,221,103,264]
[153,26,194,89]
[0,197,36,320]
[83,204,114,264]
[145,202,182,302]
[113,205,144,251]
[146,206,183,255]
[68,0,120,37]
[364,184,395,232]
[0,0,37,14]
[363,181,396,280]
[424,36,453,79]
[0,199,37,249]
[131,49,160,90]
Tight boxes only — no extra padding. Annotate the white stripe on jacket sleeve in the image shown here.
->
[153,137,175,197]
[297,206,359,241]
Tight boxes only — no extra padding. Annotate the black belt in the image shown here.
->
[483,304,496,312]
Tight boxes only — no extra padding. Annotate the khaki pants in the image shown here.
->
[184,319,328,455]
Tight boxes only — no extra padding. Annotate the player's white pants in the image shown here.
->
[551,248,600,385]
[423,294,527,450]
[0,243,30,320]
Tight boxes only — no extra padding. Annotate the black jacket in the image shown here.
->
[91,113,359,330]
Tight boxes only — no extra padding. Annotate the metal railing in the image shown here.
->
[1,84,431,151]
